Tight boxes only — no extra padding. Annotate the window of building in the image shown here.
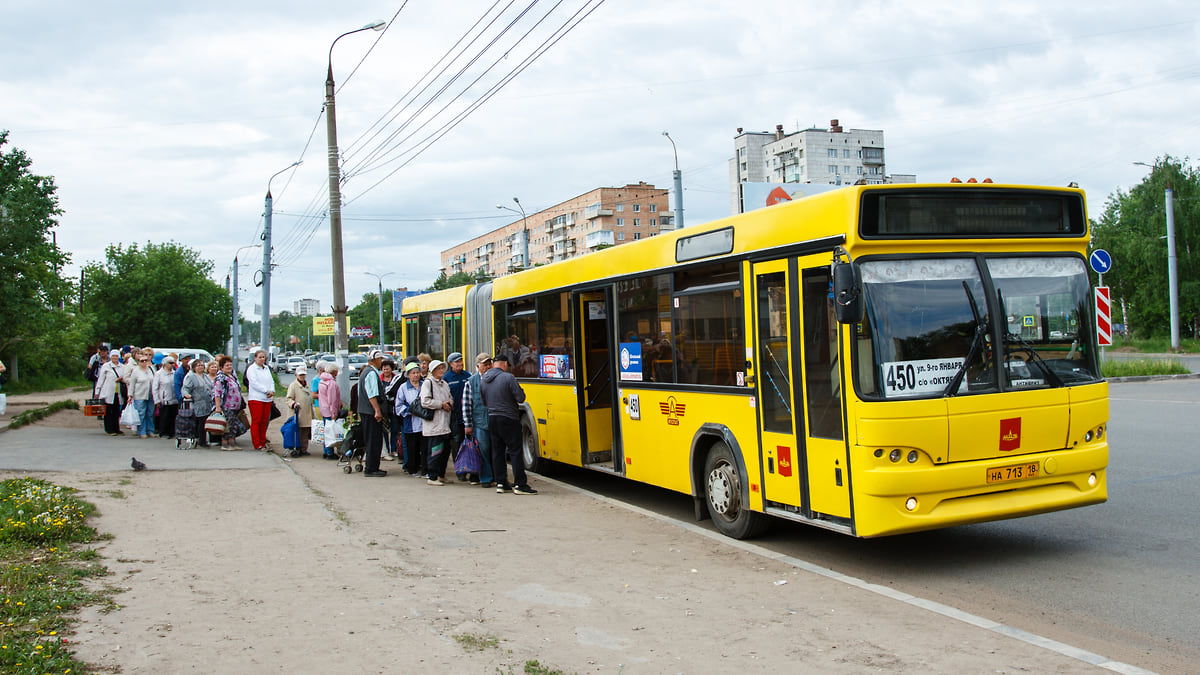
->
[651,217,658,226]
[673,262,744,387]
[616,204,624,212]
[844,165,851,174]
[843,149,851,158]
[828,165,838,174]
[827,149,837,158]
[617,217,624,226]
[633,218,640,227]
[633,232,641,240]
[632,204,640,213]
[857,166,864,175]
[649,204,657,212]
[617,232,625,241]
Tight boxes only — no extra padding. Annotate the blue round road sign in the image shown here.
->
[1089,249,1112,274]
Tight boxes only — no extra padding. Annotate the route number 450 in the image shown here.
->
[886,363,917,392]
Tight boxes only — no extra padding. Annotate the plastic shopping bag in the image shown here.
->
[311,419,325,445]
[120,402,138,428]
[323,418,346,448]
[454,436,483,475]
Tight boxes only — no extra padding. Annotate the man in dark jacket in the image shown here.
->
[443,352,471,477]
[479,354,535,494]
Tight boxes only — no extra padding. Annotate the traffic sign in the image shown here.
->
[1089,249,1112,275]
[1095,286,1112,346]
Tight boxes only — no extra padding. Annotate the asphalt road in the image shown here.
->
[548,378,1200,674]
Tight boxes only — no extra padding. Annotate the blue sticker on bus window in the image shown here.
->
[619,342,643,381]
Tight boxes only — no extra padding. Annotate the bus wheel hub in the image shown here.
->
[708,463,738,517]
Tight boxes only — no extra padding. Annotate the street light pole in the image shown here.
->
[364,271,394,354]
[262,161,302,355]
[1133,161,1180,350]
[231,244,260,370]
[325,19,386,397]
[496,198,528,271]
[662,131,683,229]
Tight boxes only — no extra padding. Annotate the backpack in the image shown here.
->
[84,360,100,383]
[241,365,251,389]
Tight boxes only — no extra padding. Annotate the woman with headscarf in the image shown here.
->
[181,359,214,447]
[285,366,314,455]
[419,359,453,485]
[154,356,179,439]
[212,355,249,450]
[95,348,126,435]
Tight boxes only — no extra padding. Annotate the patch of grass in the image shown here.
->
[522,661,573,675]
[105,490,125,500]
[1111,336,1200,353]
[1102,358,1190,378]
[0,478,111,675]
[7,400,80,430]
[454,631,500,652]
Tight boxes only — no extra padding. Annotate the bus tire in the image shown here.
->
[521,414,552,476]
[703,441,766,539]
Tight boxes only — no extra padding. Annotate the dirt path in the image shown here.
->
[2,407,1109,673]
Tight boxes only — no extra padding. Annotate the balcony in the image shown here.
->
[584,205,614,219]
[586,230,615,248]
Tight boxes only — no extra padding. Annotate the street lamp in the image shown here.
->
[262,161,302,356]
[1133,161,1180,350]
[326,19,386,397]
[662,130,684,229]
[364,271,394,355]
[496,197,528,272]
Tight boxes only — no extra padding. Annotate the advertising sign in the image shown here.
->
[619,341,642,381]
[313,316,335,336]
[540,354,571,379]
[350,326,374,339]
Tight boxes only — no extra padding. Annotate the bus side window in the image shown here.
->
[802,268,843,440]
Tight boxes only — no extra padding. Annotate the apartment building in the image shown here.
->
[293,298,320,317]
[729,119,898,214]
[442,182,673,279]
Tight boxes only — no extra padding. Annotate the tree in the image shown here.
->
[81,243,233,352]
[1090,155,1200,339]
[428,270,487,291]
[0,131,81,383]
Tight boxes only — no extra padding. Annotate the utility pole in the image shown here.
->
[262,161,301,355]
[232,258,241,362]
[1166,184,1180,350]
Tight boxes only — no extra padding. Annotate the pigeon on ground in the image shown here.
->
[131,457,147,471]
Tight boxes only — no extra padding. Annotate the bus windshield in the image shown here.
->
[854,255,1100,400]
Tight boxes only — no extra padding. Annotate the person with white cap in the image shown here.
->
[357,349,387,476]
[285,365,314,455]
[154,356,180,439]
[419,358,453,485]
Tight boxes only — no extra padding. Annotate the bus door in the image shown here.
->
[573,288,620,471]
[752,260,805,510]
[797,258,851,520]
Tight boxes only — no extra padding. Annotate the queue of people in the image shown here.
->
[84,344,539,494]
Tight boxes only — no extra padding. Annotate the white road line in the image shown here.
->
[547,477,1157,675]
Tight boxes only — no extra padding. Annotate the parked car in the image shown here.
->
[285,356,306,373]
[151,348,215,366]
[347,354,368,379]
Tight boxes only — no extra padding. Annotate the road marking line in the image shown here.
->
[547,477,1157,675]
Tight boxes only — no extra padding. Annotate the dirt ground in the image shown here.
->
[0,397,1111,674]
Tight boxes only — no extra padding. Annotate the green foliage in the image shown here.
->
[1101,358,1190,378]
[81,242,233,352]
[0,131,83,384]
[429,270,486,291]
[0,478,109,675]
[1090,155,1200,340]
[6,400,79,430]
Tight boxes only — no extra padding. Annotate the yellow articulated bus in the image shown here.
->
[403,182,1108,538]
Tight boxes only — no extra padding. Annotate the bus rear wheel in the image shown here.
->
[704,441,766,539]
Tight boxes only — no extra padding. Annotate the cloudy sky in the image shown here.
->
[3,1,1196,326]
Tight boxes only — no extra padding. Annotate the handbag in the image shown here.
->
[454,436,483,475]
[205,411,228,435]
[120,402,139,427]
[269,401,282,420]
[409,384,436,421]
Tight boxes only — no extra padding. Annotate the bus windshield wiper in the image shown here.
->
[944,281,988,397]
[996,289,1064,388]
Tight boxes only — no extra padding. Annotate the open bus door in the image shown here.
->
[752,256,851,527]
[573,288,621,472]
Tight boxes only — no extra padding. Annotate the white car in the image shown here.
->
[347,354,368,379]
[285,356,306,373]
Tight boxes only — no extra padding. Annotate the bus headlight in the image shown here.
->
[889,449,902,463]
[1088,473,1098,487]
[907,450,919,463]
[1085,430,1093,442]
[905,497,918,511]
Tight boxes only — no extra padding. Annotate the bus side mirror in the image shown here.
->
[832,261,863,324]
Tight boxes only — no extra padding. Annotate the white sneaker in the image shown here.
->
[426,478,444,486]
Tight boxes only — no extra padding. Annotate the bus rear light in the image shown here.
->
[1088,473,1098,487]
[889,449,902,463]
[905,497,918,511]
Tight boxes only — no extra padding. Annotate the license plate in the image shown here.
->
[986,461,1040,484]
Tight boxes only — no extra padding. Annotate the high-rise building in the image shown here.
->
[294,298,320,317]
[441,182,672,279]
[730,119,909,214]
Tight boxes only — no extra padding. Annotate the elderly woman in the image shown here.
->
[127,350,157,438]
[96,348,126,435]
[380,358,403,461]
[420,359,454,485]
[317,362,342,459]
[212,355,249,450]
[154,356,179,439]
[245,349,277,452]
[285,366,314,455]
[181,359,214,447]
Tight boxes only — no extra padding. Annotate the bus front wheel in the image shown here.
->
[704,442,766,539]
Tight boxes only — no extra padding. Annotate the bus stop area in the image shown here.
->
[0,401,1120,674]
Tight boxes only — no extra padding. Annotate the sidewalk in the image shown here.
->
[0,412,1115,673]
